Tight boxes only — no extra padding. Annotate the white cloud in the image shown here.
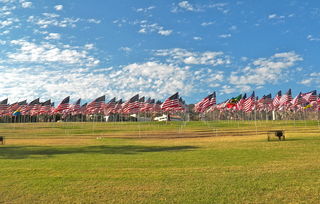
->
[219,34,231,38]
[137,21,172,36]
[21,1,32,8]
[154,48,231,66]
[87,18,101,24]
[112,19,127,27]
[268,14,277,19]
[158,29,172,36]
[178,1,196,11]
[307,34,320,41]
[84,44,94,50]
[229,52,302,88]
[299,72,320,87]
[54,5,63,11]
[299,79,312,85]
[119,47,132,52]
[8,39,99,66]
[173,2,227,13]
[44,33,61,40]
[221,85,236,94]
[193,36,202,40]
[268,13,286,20]
[138,28,146,33]
[0,18,18,28]
[0,30,10,35]
[109,62,194,99]
[136,6,155,13]
[28,14,79,28]
[201,22,214,27]
[0,61,196,102]
[0,19,13,28]
[172,1,202,13]
[0,55,228,103]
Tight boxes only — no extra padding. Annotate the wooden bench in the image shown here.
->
[0,136,4,145]
[267,130,285,141]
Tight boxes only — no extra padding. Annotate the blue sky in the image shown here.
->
[0,0,319,104]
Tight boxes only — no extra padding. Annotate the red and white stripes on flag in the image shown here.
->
[39,100,52,115]
[86,95,105,114]
[69,98,81,115]
[279,89,292,108]
[24,98,40,115]
[291,92,302,107]
[236,94,247,110]
[301,90,317,103]
[161,92,186,112]
[103,97,116,115]
[122,94,140,114]
[194,92,216,113]
[272,91,282,108]
[140,98,155,112]
[54,96,70,114]
[0,98,8,116]
[243,91,255,112]
[256,94,272,111]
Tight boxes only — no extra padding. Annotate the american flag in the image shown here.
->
[175,97,187,112]
[7,102,19,114]
[22,98,40,115]
[80,103,87,114]
[263,94,273,104]
[257,94,272,111]
[153,100,162,112]
[272,90,282,108]
[122,94,140,114]
[104,97,116,115]
[39,99,52,115]
[215,99,228,111]
[161,92,181,111]
[194,92,216,112]
[113,99,123,113]
[0,98,8,116]
[138,96,146,110]
[243,91,255,112]
[236,94,246,110]
[301,90,317,103]
[18,100,27,106]
[86,95,105,114]
[69,98,81,115]
[279,89,292,108]
[291,92,302,107]
[30,98,42,116]
[54,96,70,114]
[140,98,154,112]
[6,100,27,115]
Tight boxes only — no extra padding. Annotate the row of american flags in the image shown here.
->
[0,93,186,117]
[0,89,319,117]
[195,89,320,113]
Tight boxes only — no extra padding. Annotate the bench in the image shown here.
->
[267,130,285,141]
[0,136,4,145]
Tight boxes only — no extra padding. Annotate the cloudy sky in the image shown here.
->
[0,0,319,104]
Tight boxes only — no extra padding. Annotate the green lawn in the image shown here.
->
[0,121,319,203]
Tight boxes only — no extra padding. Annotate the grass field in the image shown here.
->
[0,120,319,203]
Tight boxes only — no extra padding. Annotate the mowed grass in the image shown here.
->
[0,121,319,203]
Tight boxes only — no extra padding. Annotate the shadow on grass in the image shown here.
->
[0,145,198,159]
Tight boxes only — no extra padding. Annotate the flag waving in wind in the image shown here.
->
[161,92,185,112]
[54,96,70,114]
